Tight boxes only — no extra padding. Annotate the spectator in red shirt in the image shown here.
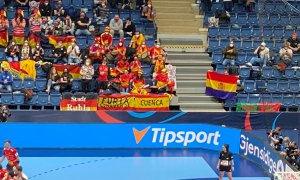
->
[0,164,8,180]
[130,56,141,75]
[0,140,20,172]
[119,70,130,93]
[89,42,105,64]
[96,26,113,48]
[98,58,109,92]
[116,57,129,74]
[155,68,168,93]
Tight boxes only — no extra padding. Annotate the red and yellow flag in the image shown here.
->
[48,35,75,48]
[1,60,36,79]
[53,64,81,78]
[29,33,41,48]
[0,30,8,47]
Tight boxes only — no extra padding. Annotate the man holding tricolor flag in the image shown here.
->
[0,10,9,48]
[205,70,238,100]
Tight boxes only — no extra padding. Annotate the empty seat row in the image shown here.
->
[243,79,300,93]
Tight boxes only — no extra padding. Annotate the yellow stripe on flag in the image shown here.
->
[206,79,237,93]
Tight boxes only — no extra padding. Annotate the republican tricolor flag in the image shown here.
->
[205,71,238,100]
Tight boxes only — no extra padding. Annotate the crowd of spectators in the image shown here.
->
[268,127,300,170]
[0,0,175,96]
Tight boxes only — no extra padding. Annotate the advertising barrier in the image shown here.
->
[60,93,98,111]
[239,131,296,176]
[98,94,170,111]
[0,124,240,152]
[236,103,280,112]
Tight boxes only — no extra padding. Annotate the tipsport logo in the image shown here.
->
[133,126,221,147]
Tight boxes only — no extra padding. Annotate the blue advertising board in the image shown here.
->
[239,131,295,175]
[0,124,241,153]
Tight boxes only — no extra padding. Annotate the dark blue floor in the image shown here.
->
[12,149,269,180]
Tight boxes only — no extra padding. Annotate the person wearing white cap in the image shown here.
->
[246,42,270,67]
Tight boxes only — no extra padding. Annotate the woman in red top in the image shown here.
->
[0,140,19,172]
[129,56,141,75]
[131,70,147,95]
[98,58,109,92]
[155,68,168,93]
[119,70,130,93]
[116,57,129,74]
[12,10,26,45]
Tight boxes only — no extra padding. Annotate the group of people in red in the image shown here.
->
[0,140,27,180]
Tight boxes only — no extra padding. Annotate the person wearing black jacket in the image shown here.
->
[53,40,67,64]
[123,18,136,37]
[39,0,52,17]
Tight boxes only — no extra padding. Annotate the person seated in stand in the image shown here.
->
[121,0,132,9]
[222,40,238,68]
[53,0,65,18]
[142,0,156,21]
[64,15,75,36]
[0,66,13,93]
[15,0,29,8]
[287,32,300,54]
[96,26,113,49]
[32,43,44,62]
[245,42,270,67]
[136,41,151,65]
[41,16,50,35]
[150,40,164,59]
[0,10,9,48]
[75,11,91,36]
[60,68,73,92]
[12,10,26,45]
[20,40,31,60]
[53,40,67,64]
[154,68,169,93]
[39,0,52,17]
[89,42,105,64]
[131,70,148,95]
[129,31,145,49]
[119,70,130,93]
[109,14,124,38]
[130,56,142,75]
[46,66,60,93]
[52,17,64,36]
[67,39,81,65]
[277,42,293,72]
[98,57,109,93]
[152,54,165,76]
[112,39,127,63]
[116,57,129,75]
[5,41,19,62]
[94,1,109,24]
[123,18,136,37]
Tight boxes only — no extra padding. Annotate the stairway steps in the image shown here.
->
[176,73,207,80]
[153,1,191,8]
[178,95,217,102]
[176,87,206,94]
[176,66,212,74]
[167,60,211,66]
[155,7,193,13]
[167,53,209,60]
[156,13,195,20]
[177,80,205,88]
[156,19,200,26]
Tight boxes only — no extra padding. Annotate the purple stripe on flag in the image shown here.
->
[205,87,236,100]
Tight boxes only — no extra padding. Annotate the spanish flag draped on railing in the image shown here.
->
[0,10,9,47]
[205,71,238,100]
[47,35,75,48]
[53,64,81,78]
[1,60,36,79]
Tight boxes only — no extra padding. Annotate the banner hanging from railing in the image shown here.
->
[60,93,98,111]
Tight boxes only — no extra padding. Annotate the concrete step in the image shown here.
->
[153,1,191,8]
[176,87,206,94]
[178,102,224,109]
[180,108,226,112]
[167,53,209,60]
[178,95,217,102]
[176,73,206,80]
[158,27,200,35]
[156,13,195,20]
[156,19,200,27]
[155,7,193,14]
[176,66,211,74]
[177,80,205,88]
[167,59,211,66]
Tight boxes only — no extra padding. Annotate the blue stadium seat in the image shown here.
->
[37,92,49,110]
[1,93,13,105]
[211,2,223,12]
[272,94,282,104]
[50,93,61,110]
[244,80,255,93]
[237,93,248,103]
[290,16,300,26]
[265,3,276,13]
[248,14,258,25]
[291,55,300,65]
[278,80,289,93]
[62,0,71,7]
[120,12,130,21]
[248,94,260,103]
[208,39,219,51]
[260,94,272,103]
[263,26,273,38]
[284,28,295,39]
[76,36,87,49]
[241,40,252,51]
[294,95,300,110]
[12,78,23,91]
[259,14,269,25]
[234,40,241,50]
[236,53,246,65]
[82,0,93,8]
[230,27,240,38]
[224,97,236,111]
[142,67,152,76]
[212,53,223,64]
[282,94,294,111]
[237,14,248,25]
[35,78,47,92]
[275,3,286,14]
[13,93,24,110]
[289,80,300,93]
[267,80,278,93]
[255,80,266,92]
[206,23,215,35]
[219,26,230,37]
[36,66,46,78]
[216,65,226,74]
[252,26,261,37]
[269,14,280,26]
[23,78,35,90]
[239,67,251,79]
[220,39,229,49]
[262,66,273,79]
[131,11,141,23]
[6,9,15,20]
[273,69,282,79]
[273,27,284,39]
[284,68,295,79]
[280,15,290,26]
[241,26,252,38]
[72,79,82,92]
